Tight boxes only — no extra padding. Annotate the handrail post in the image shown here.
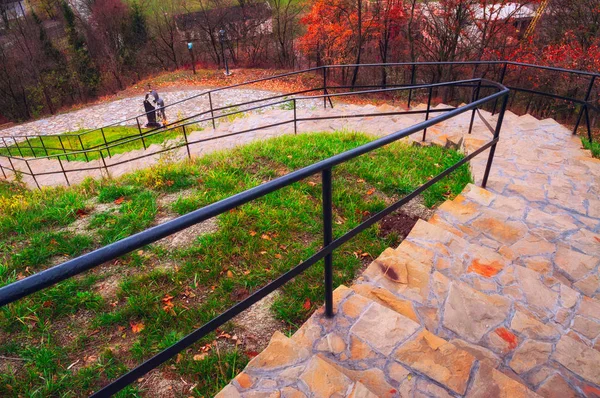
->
[57,155,70,186]
[0,161,5,178]
[293,99,297,135]
[468,80,482,135]
[13,138,24,157]
[573,76,595,137]
[77,135,88,162]
[208,92,216,129]
[25,159,40,190]
[585,106,592,142]
[25,137,35,157]
[407,64,416,109]
[322,168,334,318]
[422,86,433,141]
[100,150,109,179]
[137,117,147,150]
[3,137,12,157]
[57,136,68,162]
[182,124,191,159]
[482,93,508,188]
[100,128,111,158]
[492,62,508,115]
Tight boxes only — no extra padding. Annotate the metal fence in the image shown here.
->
[0,76,509,396]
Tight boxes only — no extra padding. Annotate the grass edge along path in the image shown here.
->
[0,131,472,397]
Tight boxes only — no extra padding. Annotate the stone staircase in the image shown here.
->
[216,108,600,396]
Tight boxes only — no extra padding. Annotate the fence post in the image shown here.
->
[208,92,216,129]
[39,136,49,157]
[293,99,297,135]
[468,80,482,135]
[422,86,433,141]
[137,118,147,150]
[57,155,70,186]
[77,135,88,162]
[24,159,40,190]
[182,125,191,159]
[57,136,68,161]
[0,161,5,178]
[492,62,508,115]
[100,150,109,180]
[2,138,12,157]
[573,76,596,136]
[100,128,111,158]
[482,93,508,188]
[25,137,35,157]
[407,64,416,109]
[13,138,24,157]
[322,168,334,318]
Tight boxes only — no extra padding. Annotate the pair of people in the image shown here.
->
[144,85,167,127]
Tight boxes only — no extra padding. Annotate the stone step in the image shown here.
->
[430,184,600,298]
[217,285,540,397]
[355,218,600,396]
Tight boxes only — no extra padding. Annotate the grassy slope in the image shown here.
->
[0,126,199,162]
[0,131,471,397]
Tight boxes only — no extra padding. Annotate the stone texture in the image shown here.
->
[350,302,420,356]
[247,331,309,370]
[552,335,600,385]
[347,382,378,398]
[451,338,501,368]
[394,330,476,394]
[514,266,559,315]
[572,316,600,340]
[299,356,353,397]
[351,284,419,323]
[509,340,552,374]
[467,364,540,397]
[443,281,511,342]
[510,310,560,340]
[536,374,578,398]
[371,248,408,283]
[555,246,598,281]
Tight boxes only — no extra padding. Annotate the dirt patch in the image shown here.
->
[137,369,191,398]
[399,196,435,220]
[379,211,420,240]
[156,188,195,208]
[94,273,122,300]
[233,291,287,353]
[154,214,219,250]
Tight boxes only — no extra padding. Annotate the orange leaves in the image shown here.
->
[130,321,145,333]
[303,298,312,310]
[162,294,175,314]
[114,196,125,205]
[366,188,376,195]
[261,234,272,241]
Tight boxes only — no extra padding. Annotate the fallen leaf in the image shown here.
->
[193,353,207,361]
[226,270,234,278]
[130,321,145,333]
[114,197,125,205]
[307,181,317,186]
[356,179,365,183]
[261,234,271,240]
[259,251,267,255]
[274,253,282,259]
[303,298,311,310]
[366,188,376,195]
[249,230,257,236]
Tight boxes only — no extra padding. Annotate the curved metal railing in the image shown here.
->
[0,77,509,396]
[1,61,598,161]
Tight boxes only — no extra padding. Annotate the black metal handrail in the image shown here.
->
[1,61,597,159]
[0,77,509,396]
[0,80,492,188]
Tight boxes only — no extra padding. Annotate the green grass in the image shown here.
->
[582,137,600,158]
[0,125,202,162]
[0,131,471,396]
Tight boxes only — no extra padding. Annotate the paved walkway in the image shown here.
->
[0,87,312,140]
[217,109,600,397]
